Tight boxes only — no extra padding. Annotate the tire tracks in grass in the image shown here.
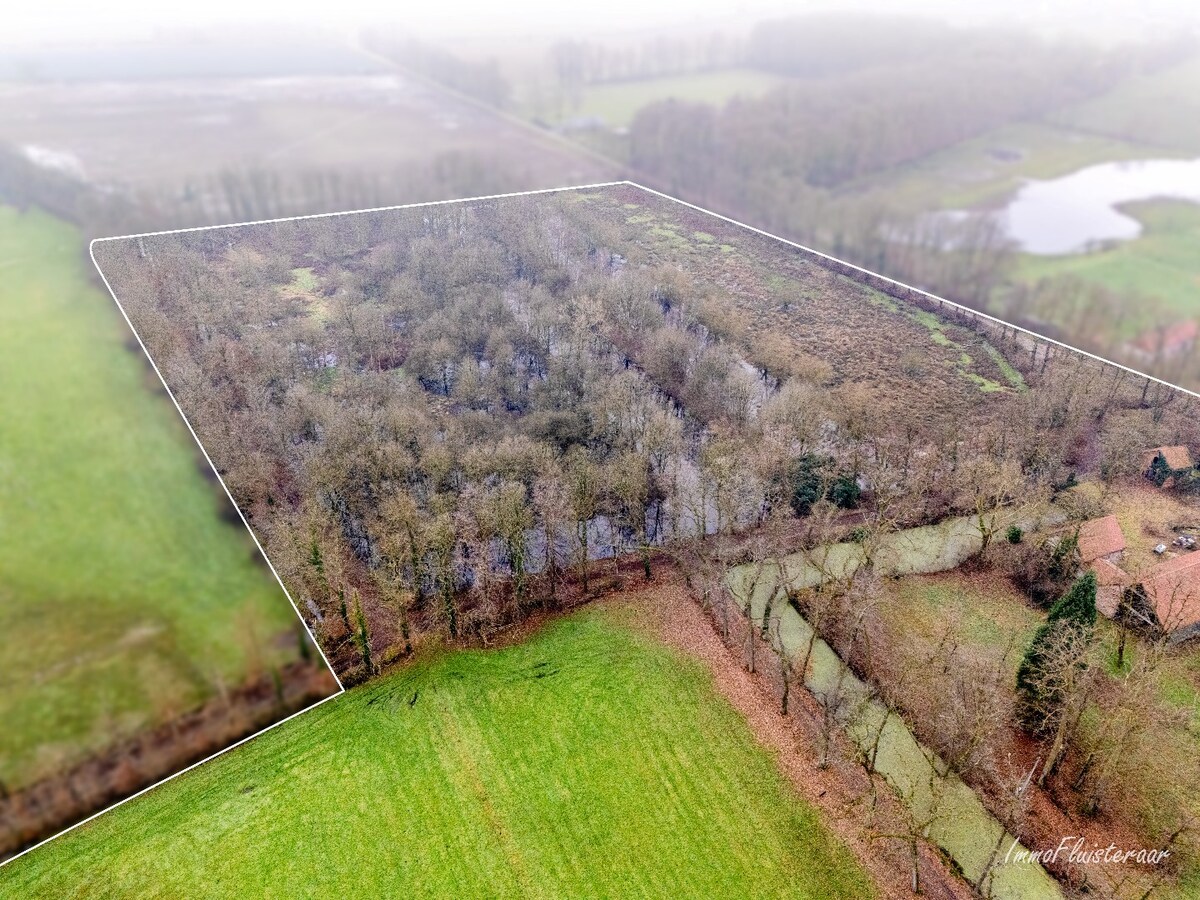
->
[435,692,541,900]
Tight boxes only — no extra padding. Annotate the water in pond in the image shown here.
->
[726,516,1063,900]
[997,157,1200,255]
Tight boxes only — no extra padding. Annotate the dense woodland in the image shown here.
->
[94,187,1195,665]
[97,187,1006,670]
[96,185,1200,894]
[8,17,1197,389]
[630,38,1145,191]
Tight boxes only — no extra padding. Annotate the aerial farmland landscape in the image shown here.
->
[4,5,1200,900]
[0,182,1193,898]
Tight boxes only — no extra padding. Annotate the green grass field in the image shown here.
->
[1050,58,1200,154]
[0,206,306,789]
[545,69,787,129]
[880,571,1043,676]
[0,607,873,899]
[1013,199,1200,332]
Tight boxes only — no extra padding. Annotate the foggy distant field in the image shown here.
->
[0,74,615,203]
[1050,57,1200,154]
[536,68,787,128]
[0,205,307,791]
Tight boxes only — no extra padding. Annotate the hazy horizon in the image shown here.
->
[5,0,1199,51]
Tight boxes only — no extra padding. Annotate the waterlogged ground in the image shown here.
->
[740,516,997,596]
[727,516,1063,900]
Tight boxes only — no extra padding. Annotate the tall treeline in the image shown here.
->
[631,31,1185,193]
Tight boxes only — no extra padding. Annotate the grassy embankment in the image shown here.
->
[1,606,873,899]
[0,206,305,790]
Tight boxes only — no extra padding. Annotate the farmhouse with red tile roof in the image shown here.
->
[1077,515,1126,564]
[1138,552,1200,640]
[1128,319,1199,362]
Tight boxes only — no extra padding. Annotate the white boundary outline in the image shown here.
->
[86,178,1200,401]
[7,177,1197,872]
[629,182,1200,402]
[1,692,342,870]
[89,257,347,690]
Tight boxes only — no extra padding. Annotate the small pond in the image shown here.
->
[996,157,1200,255]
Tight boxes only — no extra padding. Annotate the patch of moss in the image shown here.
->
[965,372,1005,393]
[985,343,1028,391]
[288,266,317,292]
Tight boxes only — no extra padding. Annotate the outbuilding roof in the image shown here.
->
[1132,320,1199,357]
[1142,553,1200,632]
[1090,557,1132,587]
[1145,446,1194,472]
[1077,515,1127,563]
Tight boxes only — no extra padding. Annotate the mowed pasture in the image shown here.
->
[1,607,873,900]
[0,206,308,790]
[1013,199,1200,330]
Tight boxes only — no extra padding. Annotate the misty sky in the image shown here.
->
[7,0,1200,48]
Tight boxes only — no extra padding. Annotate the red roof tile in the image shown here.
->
[1133,320,1199,356]
[1077,515,1127,563]
[1090,557,1132,587]
[1143,553,1200,631]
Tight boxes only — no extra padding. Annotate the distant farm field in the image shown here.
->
[0,606,873,899]
[0,75,615,196]
[553,69,787,129]
[846,121,1172,213]
[0,206,306,790]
